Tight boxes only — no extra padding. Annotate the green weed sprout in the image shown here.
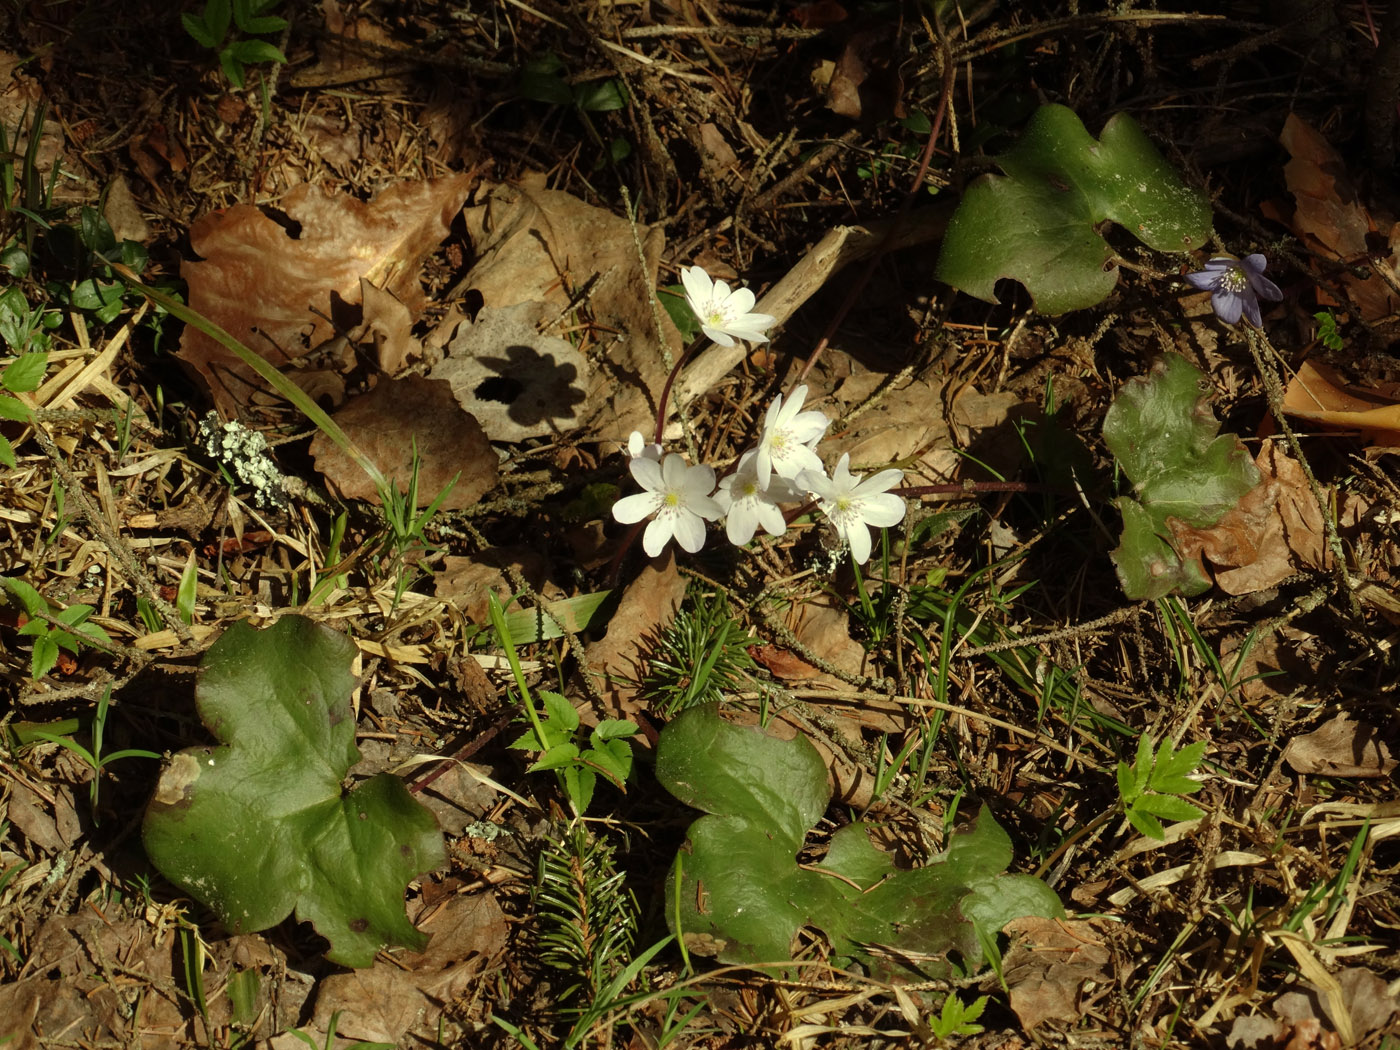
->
[1,577,114,679]
[489,593,639,816]
[1116,734,1207,840]
[0,334,48,467]
[182,0,289,90]
[29,685,159,823]
[929,993,989,1041]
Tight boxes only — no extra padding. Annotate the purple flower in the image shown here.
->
[1184,254,1283,327]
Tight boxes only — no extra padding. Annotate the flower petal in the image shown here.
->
[726,286,756,314]
[701,324,736,347]
[642,517,672,557]
[1184,270,1221,291]
[725,504,758,545]
[681,266,712,306]
[613,491,658,524]
[847,522,872,565]
[860,492,907,527]
[1212,289,1244,325]
[671,511,707,553]
[630,455,663,490]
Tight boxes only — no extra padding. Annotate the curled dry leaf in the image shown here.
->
[1001,916,1112,1031]
[584,555,686,722]
[460,178,676,441]
[308,375,497,510]
[1281,359,1400,446]
[178,174,473,414]
[1284,713,1397,778]
[432,302,590,443]
[1212,444,1330,595]
[1276,114,1400,324]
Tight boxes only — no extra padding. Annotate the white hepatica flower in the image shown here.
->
[613,453,722,557]
[681,265,777,348]
[716,449,801,546]
[753,384,829,490]
[799,453,906,565]
[627,430,663,462]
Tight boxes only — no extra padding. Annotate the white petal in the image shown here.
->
[701,324,736,347]
[642,517,672,557]
[630,455,663,490]
[860,492,906,527]
[755,501,788,537]
[787,410,830,446]
[772,443,825,480]
[671,511,707,553]
[613,491,658,524]
[725,504,758,545]
[798,468,833,498]
[726,286,756,314]
[681,266,712,308]
[847,522,873,565]
[689,492,725,520]
[855,468,904,496]
[680,462,717,497]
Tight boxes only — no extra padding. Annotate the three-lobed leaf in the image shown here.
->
[936,104,1211,314]
[656,704,1062,975]
[142,616,444,967]
[1103,354,1261,599]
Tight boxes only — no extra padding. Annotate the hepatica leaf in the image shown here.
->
[936,104,1211,314]
[142,617,444,968]
[1103,354,1261,600]
[656,704,1061,975]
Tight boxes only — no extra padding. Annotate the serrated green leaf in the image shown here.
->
[1155,739,1207,780]
[530,741,581,771]
[31,634,59,680]
[142,617,444,967]
[226,38,287,66]
[182,11,220,47]
[1116,759,1136,802]
[2,576,48,617]
[0,433,14,468]
[540,691,579,731]
[507,727,544,751]
[3,351,48,393]
[1126,807,1166,840]
[0,396,28,423]
[574,78,627,112]
[1104,355,1261,600]
[593,719,639,742]
[936,104,1210,314]
[1133,793,1205,823]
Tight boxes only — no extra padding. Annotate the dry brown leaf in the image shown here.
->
[433,547,553,625]
[1278,114,1399,323]
[1219,625,1319,703]
[310,894,507,1047]
[432,303,591,442]
[460,178,676,441]
[585,555,686,720]
[1284,713,1397,778]
[1281,360,1400,446]
[309,376,497,509]
[825,373,953,473]
[1001,916,1112,1031]
[178,174,473,413]
[1214,444,1330,594]
[353,278,420,376]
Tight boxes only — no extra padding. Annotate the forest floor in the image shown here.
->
[1,1,1399,1048]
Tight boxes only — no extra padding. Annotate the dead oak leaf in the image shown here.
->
[1284,713,1397,778]
[178,174,473,413]
[1001,917,1111,1031]
[309,376,497,509]
[1281,359,1400,446]
[1214,444,1330,595]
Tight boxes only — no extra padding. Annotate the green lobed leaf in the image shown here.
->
[0,433,13,469]
[1132,793,1205,822]
[142,617,443,967]
[1103,354,1261,600]
[936,104,1211,314]
[3,351,48,394]
[656,705,1062,975]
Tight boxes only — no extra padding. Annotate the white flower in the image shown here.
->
[715,450,801,546]
[799,453,905,565]
[627,430,663,462]
[753,384,829,490]
[613,453,722,557]
[680,265,777,347]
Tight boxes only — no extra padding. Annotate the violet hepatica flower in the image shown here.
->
[715,449,801,546]
[799,453,906,566]
[613,453,722,557]
[753,383,829,490]
[680,265,777,347]
[1185,254,1283,327]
